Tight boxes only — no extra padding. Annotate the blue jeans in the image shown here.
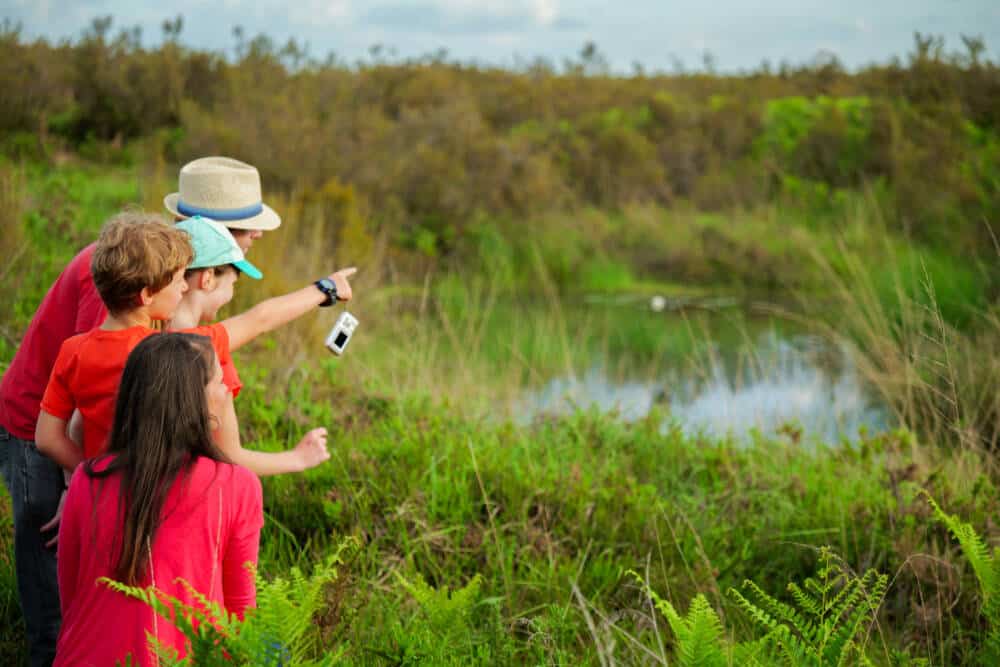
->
[0,426,62,667]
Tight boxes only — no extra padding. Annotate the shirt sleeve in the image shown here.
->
[222,469,263,619]
[40,341,78,420]
[57,467,88,614]
[192,324,243,398]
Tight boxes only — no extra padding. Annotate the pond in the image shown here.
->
[516,297,892,444]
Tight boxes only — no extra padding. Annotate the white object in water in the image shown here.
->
[650,295,667,312]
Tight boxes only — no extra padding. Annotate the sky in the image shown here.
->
[3,0,1000,72]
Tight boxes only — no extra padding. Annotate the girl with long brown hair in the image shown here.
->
[53,333,263,666]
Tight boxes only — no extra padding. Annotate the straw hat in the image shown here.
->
[163,157,281,231]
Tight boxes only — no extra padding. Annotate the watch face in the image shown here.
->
[316,278,337,305]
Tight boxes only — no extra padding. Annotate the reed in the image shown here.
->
[805,221,1000,457]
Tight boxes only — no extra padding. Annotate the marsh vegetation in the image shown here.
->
[0,24,998,664]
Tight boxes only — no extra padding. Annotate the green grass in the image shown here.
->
[0,485,24,665]
[0,156,998,664]
[93,374,1000,663]
[0,160,139,336]
[2,387,997,663]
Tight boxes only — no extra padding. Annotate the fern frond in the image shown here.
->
[765,624,815,665]
[925,493,998,601]
[627,571,689,640]
[728,587,786,636]
[629,572,729,666]
[102,539,352,666]
[927,493,1000,665]
[821,572,887,666]
[677,595,727,667]
[395,570,485,643]
[742,579,818,644]
[731,636,772,667]
[730,549,887,667]
[787,582,822,620]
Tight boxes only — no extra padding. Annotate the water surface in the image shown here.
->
[518,304,891,444]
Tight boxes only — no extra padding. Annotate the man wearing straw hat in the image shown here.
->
[163,156,281,253]
[0,156,347,667]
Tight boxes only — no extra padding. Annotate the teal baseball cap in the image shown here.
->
[176,216,264,279]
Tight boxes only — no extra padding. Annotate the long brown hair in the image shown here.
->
[86,332,227,584]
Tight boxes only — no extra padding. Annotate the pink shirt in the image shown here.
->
[55,456,263,667]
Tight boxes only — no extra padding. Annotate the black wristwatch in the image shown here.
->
[314,278,338,307]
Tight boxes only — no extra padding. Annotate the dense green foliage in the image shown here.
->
[631,547,889,667]
[1,25,999,666]
[104,546,349,666]
[1,23,998,295]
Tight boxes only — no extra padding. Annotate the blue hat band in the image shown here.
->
[176,200,264,221]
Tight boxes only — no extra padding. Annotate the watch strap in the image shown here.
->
[314,278,337,307]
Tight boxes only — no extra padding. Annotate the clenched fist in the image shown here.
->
[293,427,330,471]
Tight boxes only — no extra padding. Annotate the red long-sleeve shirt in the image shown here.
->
[55,456,263,666]
[0,244,106,440]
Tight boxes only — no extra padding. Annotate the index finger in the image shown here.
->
[336,267,358,278]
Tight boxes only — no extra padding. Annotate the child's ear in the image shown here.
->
[138,286,154,306]
[199,269,217,292]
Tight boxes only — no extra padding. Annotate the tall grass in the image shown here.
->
[806,220,1000,456]
[0,486,24,665]
[0,163,27,364]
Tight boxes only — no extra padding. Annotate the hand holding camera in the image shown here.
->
[313,267,360,355]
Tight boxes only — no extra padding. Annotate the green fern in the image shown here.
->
[380,571,508,664]
[728,547,887,666]
[926,493,1000,662]
[629,570,744,667]
[394,571,483,639]
[106,539,353,666]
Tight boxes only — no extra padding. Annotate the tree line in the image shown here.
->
[1,17,998,267]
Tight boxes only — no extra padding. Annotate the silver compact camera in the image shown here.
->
[325,311,358,355]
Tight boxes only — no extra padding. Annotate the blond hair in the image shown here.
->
[92,211,193,314]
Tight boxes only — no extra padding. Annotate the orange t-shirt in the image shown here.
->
[40,324,242,459]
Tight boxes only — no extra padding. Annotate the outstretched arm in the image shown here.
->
[213,388,330,476]
[222,267,356,351]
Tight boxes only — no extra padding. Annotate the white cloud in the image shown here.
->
[530,0,558,26]
[432,0,560,27]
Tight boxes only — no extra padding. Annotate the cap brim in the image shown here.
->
[164,192,282,231]
[233,259,264,280]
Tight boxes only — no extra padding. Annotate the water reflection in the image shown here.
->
[521,333,890,444]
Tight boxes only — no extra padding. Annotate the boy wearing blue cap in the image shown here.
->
[163,217,345,475]
[168,216,264,380]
